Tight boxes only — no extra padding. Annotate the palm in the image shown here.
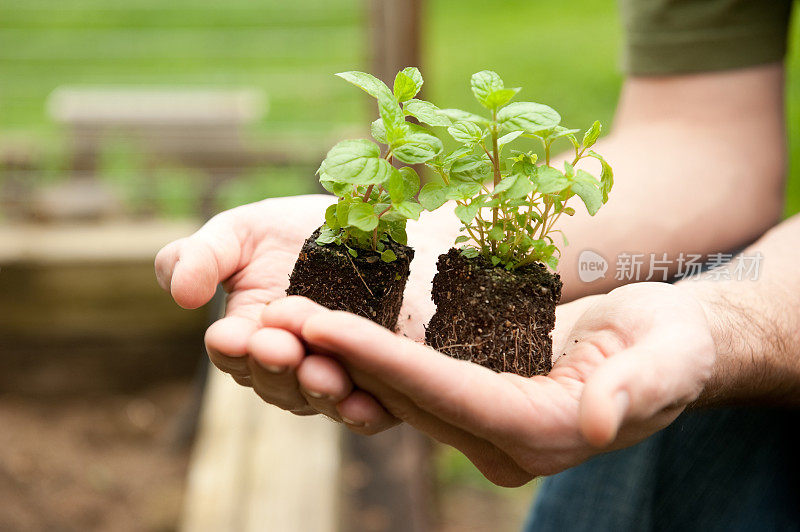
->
[297,282,715,485]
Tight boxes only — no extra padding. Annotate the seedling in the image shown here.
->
[287,67,446,330]
[421,70,614,376]
[316,67,446,262]
[418,70,613,270]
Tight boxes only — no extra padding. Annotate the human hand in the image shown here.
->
[154,195,446,426]
[286,282,715,486]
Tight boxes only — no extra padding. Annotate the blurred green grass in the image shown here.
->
[0,0,797,215]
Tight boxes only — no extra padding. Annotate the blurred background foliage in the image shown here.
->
[1,0,797,216]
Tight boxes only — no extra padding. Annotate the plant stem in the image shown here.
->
[538,200,552,240]
[372,204,392,250]
[545,140,551,166]
[490,110,501,255]
[363,184,374,202]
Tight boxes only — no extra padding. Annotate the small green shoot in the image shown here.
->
[316,67,448,261]
[418,70,614,270]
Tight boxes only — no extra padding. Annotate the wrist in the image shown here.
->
[677,278,783,408]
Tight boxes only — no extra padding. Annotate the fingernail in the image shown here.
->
[341,416,366,427]
[263,364,286,374]
[305,389,329,400]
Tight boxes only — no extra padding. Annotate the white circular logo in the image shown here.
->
[577,250,608,282]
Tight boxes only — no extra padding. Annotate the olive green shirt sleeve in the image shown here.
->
[619,0,794,75]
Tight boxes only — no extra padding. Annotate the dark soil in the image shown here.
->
[426,248,562,377]
[286,228,414,330]
[0,382,192,532]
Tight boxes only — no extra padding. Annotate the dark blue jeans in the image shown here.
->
[524,408,800,531]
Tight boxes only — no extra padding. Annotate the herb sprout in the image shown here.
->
[418,70,613,270]
[316,67,446,262]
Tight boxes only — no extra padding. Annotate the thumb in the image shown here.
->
[578,337,708,448]
[154,214,244,309]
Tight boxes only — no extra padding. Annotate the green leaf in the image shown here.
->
[378,95,406,138]
[498,102,561,134]
[534,166,570,194]
[485,87,520,110]
[418,182,448,211]
[500,173,534,199]
[319,175,352,196]
[347,202,379,230]
[445,181,482,201]
[497,130,523,147]
[393,67,423,102]
[487,224,504,241]
[571,169,603,215]
[381,249,397,262]
[470,70,509,109]
[394,200,423,220]
[546,125,581,142]
[588,150,614,202]
[336,200,351,226]
[460,247,479,259]
[323,139,393,185]
[582,120,602,149]
[454,202,481,224]
[447,121,484,144]
[336,71,393,100]
[450,155,490,182]
[454,235,470,244]
[403,99,452,127]
[371,118,387,144]
[387,222,408,245]
[324,204,339,229]
[438,108,491,127]
[428,146,472,170]
[347,246,358,258]
[563,206,576,216]
[315,226,339,245]
[392,129,443,164]
[493,174,517,195]
[385,166,420,204]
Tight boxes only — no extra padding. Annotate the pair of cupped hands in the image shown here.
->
[155,195,715,487]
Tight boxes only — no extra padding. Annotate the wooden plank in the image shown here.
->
[339,426,435,532]
[369,0,424,84]
[48,88,265,126]
[182,367,339,532]
[0,220,200,263]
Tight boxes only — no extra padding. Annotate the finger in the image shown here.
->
[246,327,309,411]
[261,296,331,335]
[295,354,353,420]
[300,311,529,443]
[334,389,400,435]
[156,213,245,309]
[154,238,183,291]
[579,333,713,447]
[205,316,259,377]
[342,368,533,487]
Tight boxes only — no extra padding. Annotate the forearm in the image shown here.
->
[555,64,786,300]
[682,214,800,406]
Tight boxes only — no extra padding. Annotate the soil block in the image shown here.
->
[286,228,414,330]
[426,248,562,377]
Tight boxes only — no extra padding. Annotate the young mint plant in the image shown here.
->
[316,67,451,262]
[418,70,614,270]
